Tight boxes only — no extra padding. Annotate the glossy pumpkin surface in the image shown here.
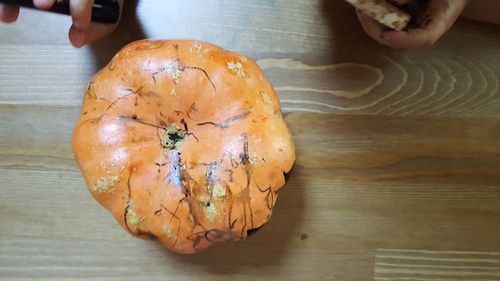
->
[72,40,295,253]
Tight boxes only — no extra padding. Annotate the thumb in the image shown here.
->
[68,22,117,48]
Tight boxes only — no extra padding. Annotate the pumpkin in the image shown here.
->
[72,40,295,254]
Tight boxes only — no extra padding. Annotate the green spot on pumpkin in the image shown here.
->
[205,202,217,223]
[212,183,227,198]
[93,174,120,193]
[261,91,272,105]
[161,124,187,150]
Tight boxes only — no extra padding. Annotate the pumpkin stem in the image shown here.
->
[161,124,187,150]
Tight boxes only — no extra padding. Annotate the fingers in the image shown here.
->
[69,0,94,30]
[357,7,443,49]
[68,0,122,47]
[2,0,121,48]
[381,20,446,49]
[356,9,387,45]
[379,0,450,49]
[68,21,117,48]
[0,4,20,23]
[357,0,464,49]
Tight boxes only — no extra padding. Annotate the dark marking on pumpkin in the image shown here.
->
[205,162,218,187]
[79,115,104,127]
[183,66,217,94]
[180,118,189,131]
[107,60,117,71]
[230,219,238,229]
[104,87,144,112]
[173,220,182,247]
[154,204,179,219]
[247,224,266,236]
[197,111,251,129]
[153,113,165,151]
[238,135,255,234]
[187,229,231,251]
[230,153,239,169]
[118,115,167,130]
[163,196,187,248]
[191,233,204,251]
[187,103,197,119]
[240,207,248,238]
[155,162,166,173]
[256,183,274,211]
[151,60,182,85]
[204,229,225,242]
[123,171,133,234]
[225,169,234,182]
[178,167,210,233]
[158,119,167,127]
[170,199,184,224]
[239,133,250,165]
[181,118,199,143]
[136,228,158,240]
[82,111,88,116]
[86,90,97,100]
[85,82,97,100]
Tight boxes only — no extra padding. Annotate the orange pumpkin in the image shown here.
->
[72,40,295,254]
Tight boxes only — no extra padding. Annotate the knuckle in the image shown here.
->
[421,37,438,48]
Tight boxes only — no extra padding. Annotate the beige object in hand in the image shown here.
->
[346,0,411,30]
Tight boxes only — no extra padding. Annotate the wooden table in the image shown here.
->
[1,1,500,280]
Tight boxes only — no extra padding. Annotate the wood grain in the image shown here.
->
[375,249,500,281]
[2,109,500,280]
[0,1,499,116]
[1,0,500,280]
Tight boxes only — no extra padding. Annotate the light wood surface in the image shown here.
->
[1,1,499,280]
[375,249,500,280]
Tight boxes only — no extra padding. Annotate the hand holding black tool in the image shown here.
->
[0,0,122,47]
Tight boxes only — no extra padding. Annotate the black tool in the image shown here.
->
[0,0,120,24]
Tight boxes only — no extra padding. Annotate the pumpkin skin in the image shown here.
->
[72,40,295,254]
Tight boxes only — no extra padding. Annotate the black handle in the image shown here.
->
[0,0,120,24]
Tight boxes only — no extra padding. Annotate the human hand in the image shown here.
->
[0,0,123,48]
[356,0,469,49]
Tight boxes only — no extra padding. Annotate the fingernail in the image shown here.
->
[33,0,53,9]
[71,30,85,48]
